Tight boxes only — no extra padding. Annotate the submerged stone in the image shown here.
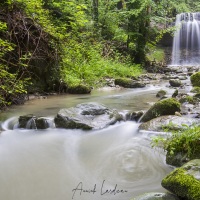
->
[54,102,123,130]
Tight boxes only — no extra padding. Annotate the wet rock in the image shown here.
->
[132,192,180,200]
[67,84,91,94]
[114,78,146,88]
[139,98,181,123]
[169,79,182,87]
[191,72,200,87]
[156,90,167,98]
[18,115,49,129]
[139,115,200,132]
[18,114,34,128]
[54,102,123,130]
[129,111,144,121]
[172,89,178,98]
[162,159,200,199]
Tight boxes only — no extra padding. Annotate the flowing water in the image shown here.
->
[0,85,173,200]
[171,12,200,66]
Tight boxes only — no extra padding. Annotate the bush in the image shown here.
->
[152,125,200,166]
[191,72,200,87]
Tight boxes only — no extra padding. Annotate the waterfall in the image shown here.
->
[171,12,200,66]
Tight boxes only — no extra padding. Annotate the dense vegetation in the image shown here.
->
[0,0,200,109]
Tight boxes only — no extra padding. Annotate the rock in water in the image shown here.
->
[169,79,182,87]
[54,102,123,130]
[139,115,200,132]
[162,159,200,200]
[139,98,181,123]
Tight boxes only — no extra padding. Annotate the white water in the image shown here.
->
[0,86,174,200]
[171,12,200,66]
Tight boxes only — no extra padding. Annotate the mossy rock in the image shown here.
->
[114,78,145,88]
[179,95,196,104]
[140,98,181,123]
[191,72,200,87]
[162,159,200,200]
[67,84,91,94]
[169,79,182,87]
[156,90,167,98]
[191,87,200,93]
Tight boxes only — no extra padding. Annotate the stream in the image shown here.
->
[0,83,174,200]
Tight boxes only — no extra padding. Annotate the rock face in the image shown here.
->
[191,72,200,87]
[162,159,200,200]
[132,192,180,200]
[139,98,181,123]
[54,102,123,130]
[139,115,200,132]
[114,78,145,88]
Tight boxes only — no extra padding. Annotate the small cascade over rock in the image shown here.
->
[171,12,200,66]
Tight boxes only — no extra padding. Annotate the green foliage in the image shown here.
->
[146,48,165,63]
[61,40,142,87]
[152,125,200,160]
[191,72,200,87]
[191,87,200,93]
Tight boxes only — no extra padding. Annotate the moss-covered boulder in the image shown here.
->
[169,79,182,87]
[114,78,145,88]
[139,98,181,123]
[67,84,91,94]
[162,159,200,200]
[156,90,167,98]
[191,72,200,87]
[132,192,180,200]
[54,102,123,130]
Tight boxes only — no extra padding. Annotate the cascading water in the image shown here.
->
[171,12,200,66]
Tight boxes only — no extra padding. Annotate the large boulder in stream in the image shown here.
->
[139,98,181,123]
[139,115,200,132]
[162,159,200,200]
[54,102,123,130]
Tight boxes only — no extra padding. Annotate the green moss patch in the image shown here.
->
[191,72,200,87]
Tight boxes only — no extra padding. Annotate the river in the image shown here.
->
[0,84,174,200]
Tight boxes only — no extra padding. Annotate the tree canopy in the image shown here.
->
[0,0,199,109]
